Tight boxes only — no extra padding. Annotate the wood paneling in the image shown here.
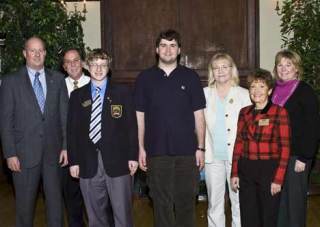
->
[101,0,259,84]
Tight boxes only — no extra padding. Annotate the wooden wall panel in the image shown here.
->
[101,0,259,84]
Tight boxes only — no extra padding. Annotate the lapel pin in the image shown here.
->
[81,99,91,107]
[107,96,112,103]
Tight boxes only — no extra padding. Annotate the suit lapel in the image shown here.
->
[43,69,53,116]
[80,83,93,129]
[21,67,43,116]
[102,82,112,122]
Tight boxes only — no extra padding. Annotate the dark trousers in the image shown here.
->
[61,166,85,227]
[277,156,311,227]
[147,155,199,227]
[12,162,63,227]
[238,159,280,227]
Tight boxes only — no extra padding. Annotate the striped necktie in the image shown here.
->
[73,80,79,90]
[33,72,45,113]
[89,87,102,144]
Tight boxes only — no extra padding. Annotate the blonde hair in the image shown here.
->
[273,49,303,80]
[207,53,239,87]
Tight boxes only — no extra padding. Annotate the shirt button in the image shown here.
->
[225,114,229,117]
[227,143,231,146]
[227,128,231,132]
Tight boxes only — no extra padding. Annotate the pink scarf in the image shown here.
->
[272,79,299,107]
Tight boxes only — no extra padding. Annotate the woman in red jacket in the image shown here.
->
[231,69,290,227]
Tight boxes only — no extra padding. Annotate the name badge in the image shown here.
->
[111,105,122,118]
[81,99,92,107]
[258,118,269,126]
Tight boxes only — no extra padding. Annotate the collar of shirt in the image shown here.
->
[155,64,181,77]
[26,66,47,97]
[90,78,108,102]
[249,100,272,115]
[67,74,90,87]
[67,74,85,83]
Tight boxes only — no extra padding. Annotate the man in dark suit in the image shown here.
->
[0,36,68,227]
[62,48,89,227]
[68,49,138,227]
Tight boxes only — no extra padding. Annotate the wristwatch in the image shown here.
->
[197,147,206,152]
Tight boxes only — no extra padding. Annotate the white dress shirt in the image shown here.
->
[65,74,90,97]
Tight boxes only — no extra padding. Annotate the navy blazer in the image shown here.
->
[67,81,138,178]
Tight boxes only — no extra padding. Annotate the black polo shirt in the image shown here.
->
[135,65,206,156]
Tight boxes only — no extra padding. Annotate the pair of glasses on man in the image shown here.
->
[89,63,108,69]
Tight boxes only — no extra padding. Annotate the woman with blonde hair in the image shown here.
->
[204,53,251,227]
[272,50,320,227]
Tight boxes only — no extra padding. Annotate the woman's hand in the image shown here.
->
[271,183,281,196]
[231,177,240,192]
[294,160,306,172]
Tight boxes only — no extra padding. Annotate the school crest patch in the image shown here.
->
[111,105,122,118]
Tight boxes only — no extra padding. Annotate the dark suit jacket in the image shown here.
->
[67,81,138,178]
[0,66,68,168]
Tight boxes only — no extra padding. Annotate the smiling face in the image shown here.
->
[88,58,109,85]
[23,37,46,71]
[63,50,83,80]
[156,39,181,65]
[249,80,272,109]
[276,57,298,82]
[212,59,232,85]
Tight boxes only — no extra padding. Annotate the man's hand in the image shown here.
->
[271,183,281,196]
[7,156,21,172]
[59,149,68,167]
[231,177,240,192]
[70,165,80,178]
[138,148,147,171]
[294,160,306,172]
[195,149,205,170]
[128,160,139,176]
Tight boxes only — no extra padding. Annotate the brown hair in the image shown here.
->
[86,49,112,66]
[247,68,274,90]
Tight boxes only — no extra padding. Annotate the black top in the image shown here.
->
[282,81,320,162]
[135,65,206,156]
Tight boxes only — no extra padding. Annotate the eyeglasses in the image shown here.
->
[89,63,108,69]
[212,65,231,71]
[64,59,81,66]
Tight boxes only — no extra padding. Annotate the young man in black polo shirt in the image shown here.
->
[135,29,206,227]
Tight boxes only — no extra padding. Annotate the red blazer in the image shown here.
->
[231,102,290,185]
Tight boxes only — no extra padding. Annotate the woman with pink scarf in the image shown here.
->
[272,50,320,227]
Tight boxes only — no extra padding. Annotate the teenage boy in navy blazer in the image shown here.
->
[67,49,138,227]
